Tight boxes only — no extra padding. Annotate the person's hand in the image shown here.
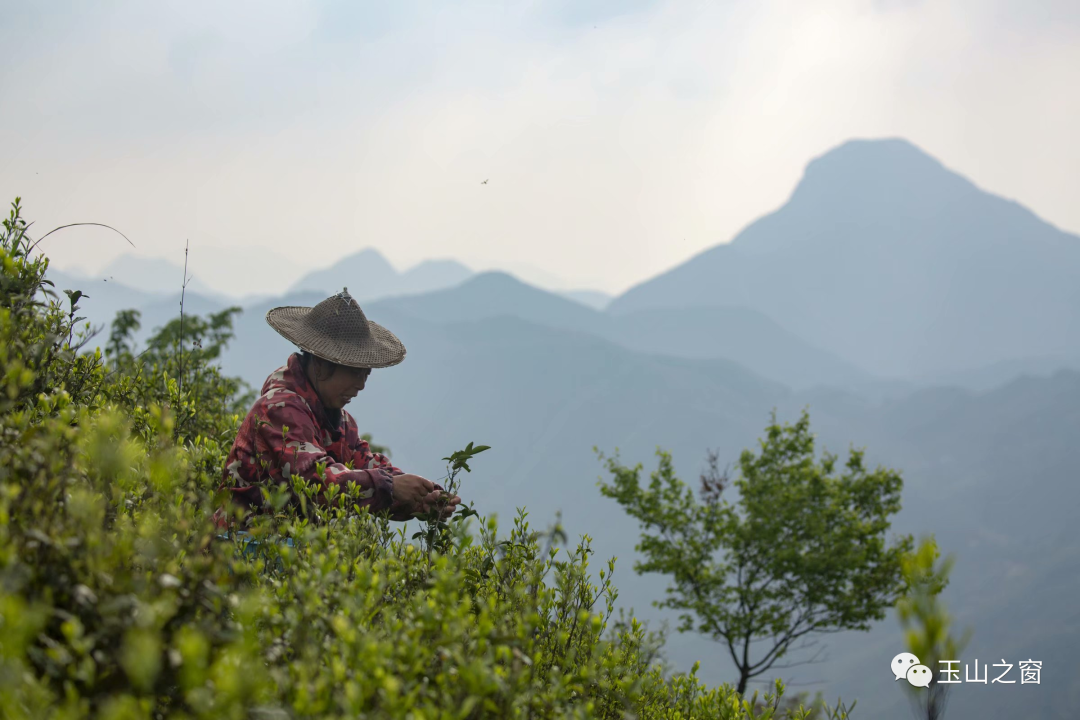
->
[419,489,462,520]
[390,474,436,514]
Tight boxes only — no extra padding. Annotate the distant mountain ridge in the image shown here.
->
[46,260,870,391]
[609,138,1080,380]
[559,289,612,311]
[289,249,474,300]
[369,272,868,390]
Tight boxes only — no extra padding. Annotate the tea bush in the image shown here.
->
[0,199,854,719]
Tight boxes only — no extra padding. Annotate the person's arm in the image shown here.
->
[344,419,451,521]
[344,421,418,520]
[254,395,395,513]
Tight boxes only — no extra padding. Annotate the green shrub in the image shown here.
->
[0,199,853,719]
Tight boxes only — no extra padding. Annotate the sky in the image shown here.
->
[2,0,1078,298]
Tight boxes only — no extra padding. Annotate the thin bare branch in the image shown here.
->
[28,222,135,253]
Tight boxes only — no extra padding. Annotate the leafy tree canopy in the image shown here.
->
[599,410,913,696]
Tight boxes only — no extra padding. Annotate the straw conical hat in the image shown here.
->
[266,288,406,369]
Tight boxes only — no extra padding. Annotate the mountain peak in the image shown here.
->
[289,248,396,296]
[289,248,478,300]
[339,248,396,270]
[808,137,943,174]
[469,270,528,287]
[609,136,1080,378]
[781,137,977,217]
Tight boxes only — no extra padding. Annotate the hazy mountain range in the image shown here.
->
[287,249,474,300]
[610,138,1080,381]
[42,137,1080,718]
[366,272,868,390]
[49,250,615,334]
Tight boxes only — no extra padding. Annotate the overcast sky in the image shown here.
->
[2,0,1077,297]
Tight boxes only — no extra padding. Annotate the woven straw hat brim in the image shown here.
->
[266,306,407,369]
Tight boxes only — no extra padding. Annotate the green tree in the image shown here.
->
[896,536,972,720]
[599,410,914,696]
[103,304,254,445]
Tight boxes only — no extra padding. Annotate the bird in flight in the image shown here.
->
[481,179,488,185]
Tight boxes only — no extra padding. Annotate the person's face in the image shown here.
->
[315,362,371,410]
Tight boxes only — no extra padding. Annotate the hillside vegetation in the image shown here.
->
[0,199,854,719]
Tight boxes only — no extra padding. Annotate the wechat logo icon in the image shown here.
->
[892,652,932,687]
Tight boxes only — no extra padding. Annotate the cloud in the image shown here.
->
[1,0,1078,295]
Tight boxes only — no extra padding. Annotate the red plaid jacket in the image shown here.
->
[221,353,403,517]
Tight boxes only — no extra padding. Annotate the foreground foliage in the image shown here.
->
[0,199,853,718]
[897,537,972,720]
